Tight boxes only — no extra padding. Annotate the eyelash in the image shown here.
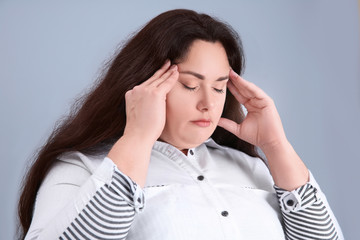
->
[183,85,196,91]
[182,84,224,94]
[214,88,225,94]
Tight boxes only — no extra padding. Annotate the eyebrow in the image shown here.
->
[179,70,229,81]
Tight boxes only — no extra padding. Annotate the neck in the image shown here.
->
[181,149,188,155]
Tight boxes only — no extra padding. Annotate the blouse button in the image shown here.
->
[189,149,194,155]
[286,199,294,206]
[221,211,229,217]
[197,175,204,181]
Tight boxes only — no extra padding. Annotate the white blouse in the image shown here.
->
[25,138,343,239]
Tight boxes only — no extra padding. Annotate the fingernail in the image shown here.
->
[170,64,177,70]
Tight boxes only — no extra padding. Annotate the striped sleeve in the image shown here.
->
[274,171,343,240]
[58,159,145,240]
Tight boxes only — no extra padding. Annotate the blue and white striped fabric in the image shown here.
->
[59,169,144,240]
[275,182,340,239]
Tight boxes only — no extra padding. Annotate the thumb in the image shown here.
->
[217,118,240,136]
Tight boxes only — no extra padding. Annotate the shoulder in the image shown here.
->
[57,151,106,172]
[41,151,107,188]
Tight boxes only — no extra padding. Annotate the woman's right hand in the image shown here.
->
[123,60,179,144]
[108,60,178,187]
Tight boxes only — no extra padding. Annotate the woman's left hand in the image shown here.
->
[219,69,309,190]
[218,69,287,151]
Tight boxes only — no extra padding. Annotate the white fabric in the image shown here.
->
[25,138,343,239]
[128,139,285,239]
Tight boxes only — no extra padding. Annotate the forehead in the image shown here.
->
[177,40,230,76]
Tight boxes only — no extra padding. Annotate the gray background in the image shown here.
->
[1,0,359,239]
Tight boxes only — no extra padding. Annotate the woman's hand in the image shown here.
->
[123,60,179,144]
[218,69,287,151]
[218,69,309,190]
[108,60,178,187]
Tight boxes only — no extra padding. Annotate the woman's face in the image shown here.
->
[159,40,230,150]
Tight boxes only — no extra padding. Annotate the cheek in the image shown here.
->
[214,94,227,116]
[166,90,185,108]
[165,88,192,121]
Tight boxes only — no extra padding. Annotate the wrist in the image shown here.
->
[107,133,154,188]
[122,132,157,147]
[260,138,290,157]
[123,126,160,145]
[262,139,309,190]
[109,134,154,159]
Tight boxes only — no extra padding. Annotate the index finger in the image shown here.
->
[143,60,171,86]
[157,68,179,94]
[229,69,267,99]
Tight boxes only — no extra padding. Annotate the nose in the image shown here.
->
[196,89,215,112]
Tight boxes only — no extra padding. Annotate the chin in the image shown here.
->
[160,127,216,150]
[171,133,213,150]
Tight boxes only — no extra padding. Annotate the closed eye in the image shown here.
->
[214,88,225,94]
[182,84,197,91]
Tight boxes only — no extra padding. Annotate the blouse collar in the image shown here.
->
[152,138,226,160]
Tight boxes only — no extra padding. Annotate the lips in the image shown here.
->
[191,119,211,127]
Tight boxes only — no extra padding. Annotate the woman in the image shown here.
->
[18,9,343,239]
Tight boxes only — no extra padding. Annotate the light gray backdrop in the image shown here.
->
[1,0,359,239]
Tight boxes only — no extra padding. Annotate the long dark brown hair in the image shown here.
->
[17,9,260,239]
